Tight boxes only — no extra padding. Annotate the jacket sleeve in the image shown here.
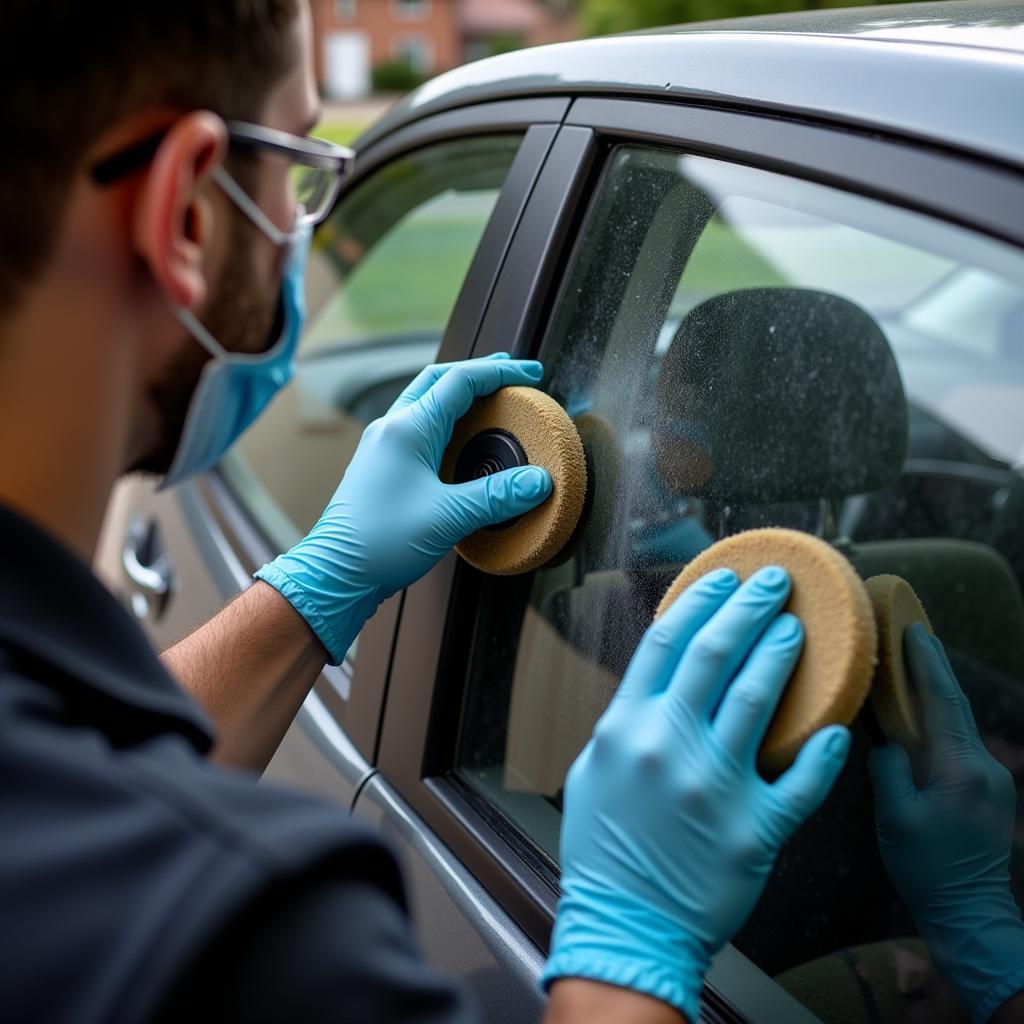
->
[153,873,479,1024]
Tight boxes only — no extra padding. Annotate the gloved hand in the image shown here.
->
[543,566,851,1020]
[869,623,1024,1024]
[255,354,552,664]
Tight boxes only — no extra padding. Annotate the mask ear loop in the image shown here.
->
[171,167,309,362]
[211,165,296,247]
[172,306,228,360]
[171,169,311,370]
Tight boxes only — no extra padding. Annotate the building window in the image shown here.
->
[334,0,356,20]
[392,34,433,74]
[391,0,430,21]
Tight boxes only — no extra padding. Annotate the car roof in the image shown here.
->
[360,0,1024,169]
[648,0,1024,52]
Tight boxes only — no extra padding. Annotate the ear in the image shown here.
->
[133,111,228,310]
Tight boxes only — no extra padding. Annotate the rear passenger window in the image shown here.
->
[221,135,523,554]
[455,147,1024,1020]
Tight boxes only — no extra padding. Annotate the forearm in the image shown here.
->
[162,581,328,772]
[544,980,685,1024]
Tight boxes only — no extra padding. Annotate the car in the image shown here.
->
[96,2,1024,1020]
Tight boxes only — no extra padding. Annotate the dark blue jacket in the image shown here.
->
[0,503,473,1022]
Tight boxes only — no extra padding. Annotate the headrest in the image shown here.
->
[652,288,907,503]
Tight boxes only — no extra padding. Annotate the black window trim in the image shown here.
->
[562,97,1024,249]
[376,96,1024,1023]
[377,119,599,949]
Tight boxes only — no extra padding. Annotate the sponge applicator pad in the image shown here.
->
[572,412,622,566]
[864,574,931,751]
[440,387,587,575]
[655,528,878,774]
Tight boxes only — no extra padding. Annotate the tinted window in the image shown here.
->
[455,147,1024,1019]
[221,134,523,558]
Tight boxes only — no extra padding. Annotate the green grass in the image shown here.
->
[339,209,484,332]
[305,204,796,353]
[312,119,372,148]
[680,218,787,294]
[308,193,948,358]
[305,195,495,351]
[679,216,953,313]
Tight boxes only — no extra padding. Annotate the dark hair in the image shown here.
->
[0,1,299,313]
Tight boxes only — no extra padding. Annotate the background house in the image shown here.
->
[311,0,576,98]
[462,0,577,62]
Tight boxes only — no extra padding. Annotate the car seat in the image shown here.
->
[649,287,907,507]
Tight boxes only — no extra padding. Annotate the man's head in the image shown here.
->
[0,0,321,532]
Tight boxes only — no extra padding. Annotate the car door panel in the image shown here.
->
[352,774,548,1024]
[264,691,374,811]
[96,474,376,805]
[95,478,231,651]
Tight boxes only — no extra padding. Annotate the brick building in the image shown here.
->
[311,0,576,98]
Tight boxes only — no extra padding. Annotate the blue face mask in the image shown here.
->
[159,168,313,490]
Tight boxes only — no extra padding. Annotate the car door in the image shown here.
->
[95,98,569,812]
[373,98,1024,1022]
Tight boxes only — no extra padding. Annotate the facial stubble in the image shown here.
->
[128,217,281,477]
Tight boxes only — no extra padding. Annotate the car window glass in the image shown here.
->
[454,146,1024,1019]
[220,133,522,591]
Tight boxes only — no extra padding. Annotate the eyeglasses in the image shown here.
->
[90,120,355,228]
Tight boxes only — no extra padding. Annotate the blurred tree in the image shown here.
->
[371,60,424,92]
[489,31,527,56]
[581,0,917,36]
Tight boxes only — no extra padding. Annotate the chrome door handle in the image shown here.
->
[122,517,173,621]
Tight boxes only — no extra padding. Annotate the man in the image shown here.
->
[3,3,1016,1022]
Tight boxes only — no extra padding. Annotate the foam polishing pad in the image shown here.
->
[440,387,587,575]
[549,411,623,571]
[655,528,877,774]
[574,412,622,534]
[864,574,931,751]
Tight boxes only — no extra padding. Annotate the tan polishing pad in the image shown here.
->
[572,411,622,565]
[440,386,587,575]
[655,528,877,773]
[864,574,931,750]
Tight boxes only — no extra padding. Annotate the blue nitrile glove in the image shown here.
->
[255,354,552,664]
[543,566,851,1020]
[869,624,1024,1024]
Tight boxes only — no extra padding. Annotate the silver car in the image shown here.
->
[98,2,1024,1020]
